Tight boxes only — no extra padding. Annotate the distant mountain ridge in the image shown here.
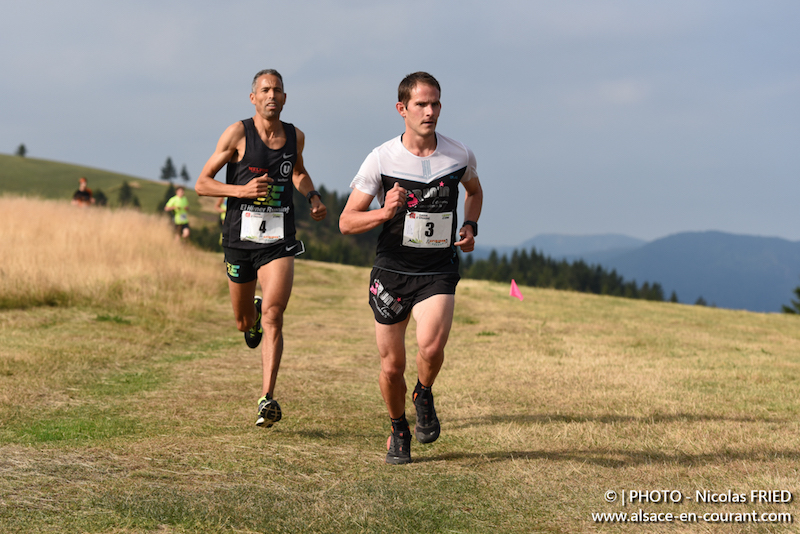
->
[590,231,800,312]
[519,233,646,259]
[474,231,800,313]
[474,233,646,262]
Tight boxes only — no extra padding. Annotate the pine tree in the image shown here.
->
[94,189,108,207]
[180,165,190,183]
[15,144,26,157]
[118,181,140,207]
[160,157,177,182]
[781,285,800,314]
[118,181,133,205]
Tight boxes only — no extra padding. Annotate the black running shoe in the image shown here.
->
[244,296,263,349]
[413,385,440,444]
[255,394,282,427]
[386,423,412,465]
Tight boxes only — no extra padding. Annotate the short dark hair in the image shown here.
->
[251,69,284,93]
[398,72,440,105]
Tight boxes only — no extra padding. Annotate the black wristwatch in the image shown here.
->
[306,190,320,204]
[462,220,478,237]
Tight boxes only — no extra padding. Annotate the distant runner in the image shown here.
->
[71,177,95,207]
[164,185,190,240]
[340,72,483,464]
[215,197,227,246]
[195,69,327,428]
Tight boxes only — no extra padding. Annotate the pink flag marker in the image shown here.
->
[510,279,524,301]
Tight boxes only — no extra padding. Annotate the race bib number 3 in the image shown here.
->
[241,211,284,244]
[402,211,453,248]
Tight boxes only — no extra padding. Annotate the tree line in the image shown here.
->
[460,248,673,301]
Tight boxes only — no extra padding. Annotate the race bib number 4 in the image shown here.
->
[402,211,453,248]
[241,211,284,244]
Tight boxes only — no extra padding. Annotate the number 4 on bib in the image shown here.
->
[241,211,285,244]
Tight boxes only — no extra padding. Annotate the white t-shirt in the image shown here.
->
[350,133,478,274]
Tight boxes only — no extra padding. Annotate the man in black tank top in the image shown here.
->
[196,69,327,428]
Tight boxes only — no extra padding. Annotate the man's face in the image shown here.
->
[250,74,286,120]
[397,83,441,138]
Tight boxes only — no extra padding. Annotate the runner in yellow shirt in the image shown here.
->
[164,186,190,240]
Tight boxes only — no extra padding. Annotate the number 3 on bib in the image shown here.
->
[402,211,453,248]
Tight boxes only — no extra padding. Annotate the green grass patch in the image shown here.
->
[95,313,132,325]
[2,407,145,444]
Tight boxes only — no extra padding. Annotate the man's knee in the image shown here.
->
[232,296,261,332]
[417,326,450,360]
[261,302,286,328]
[418,343,446,363]
[381,364,405,383]
[380,353,406,382]
[234,310,254,332]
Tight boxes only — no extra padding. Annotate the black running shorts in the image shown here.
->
[223,239,305,284]
[368,267,459,325]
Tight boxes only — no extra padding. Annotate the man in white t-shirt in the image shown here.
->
[340,72,483,464]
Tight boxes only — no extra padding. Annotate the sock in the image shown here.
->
[415,379,431,392]
[391,414,409,432]
[414,380,431,404]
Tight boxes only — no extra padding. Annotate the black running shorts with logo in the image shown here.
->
[368,267,460,325]
[224,239,305,284]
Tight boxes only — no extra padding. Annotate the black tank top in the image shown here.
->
[222,119,298,249]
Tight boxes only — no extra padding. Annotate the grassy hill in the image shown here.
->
[0,153,220,227]
[1,197,798,533]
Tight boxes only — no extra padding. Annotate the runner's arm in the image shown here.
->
[291,128,326,221]
[454,175,483,252]
[195,122,273,199]
[340,182,406,235]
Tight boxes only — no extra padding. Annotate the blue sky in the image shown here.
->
[2,1,798,247]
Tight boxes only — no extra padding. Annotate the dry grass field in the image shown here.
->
[1,196,798,533]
